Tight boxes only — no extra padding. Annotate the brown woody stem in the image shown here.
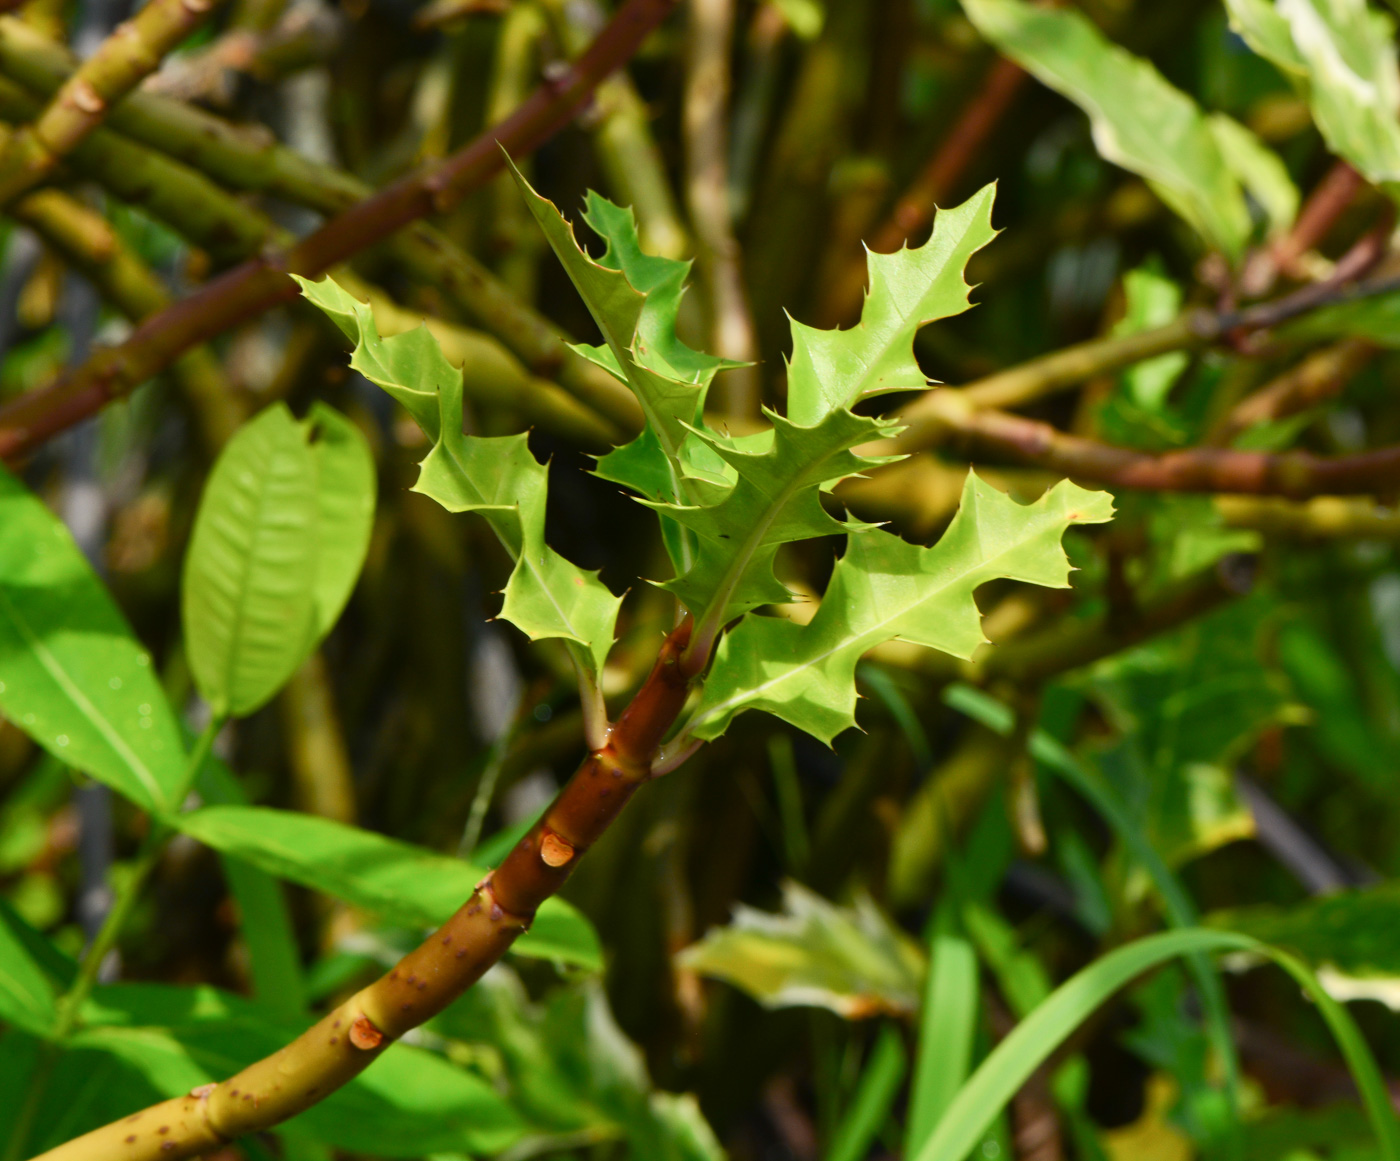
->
[0,0,676,462]
[0,0,230,205]
[31,620,697,1161]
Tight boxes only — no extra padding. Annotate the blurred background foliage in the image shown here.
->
[11,0,1400,1158]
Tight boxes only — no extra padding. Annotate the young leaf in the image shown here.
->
[183,405,319,718]
[1227,0,1400,190]
[0,466,185,814]
[509,165,708,502]
[174,805,603,970]
[785,184,997,426]
[961,0,1277,260]
[654,409,892,626]
[295,275,621,684]
[689,473,1114,745]
[676,881,925,1018]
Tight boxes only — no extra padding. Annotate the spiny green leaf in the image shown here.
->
[653,409,893,624]
[295,275,620,682]
[677,881,925,1018]
[0,466,185,814]
[688,473,1114,744]
[962,0,1284,260]
[507,162,707,507]
[785,184,997,426]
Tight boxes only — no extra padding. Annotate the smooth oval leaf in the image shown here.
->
[0,466,185,814]
[183,404,321,718]
[175,805,602,970]
[305,402,375,637]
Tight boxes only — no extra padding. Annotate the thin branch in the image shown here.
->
[33,620,699,1161]
[1206,338,1376,447]
[10,186,243,450]
[0,0,677,462]
[0,0,232,205]
[884,390,1400,499]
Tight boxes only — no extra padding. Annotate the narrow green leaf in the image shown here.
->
[786,184,997,426]
[677,881,924,1018]
[690,473,1114,744]
[1227,0,1400,189]
[962,0,1263,259]
[182,404,320,718]
[174,805,602,970]
[0,894,57,1036]
[0,466,185,814]
[295,275,621,683]
[825,1024,906,1161]
[914,929,1400,1161]
[905,904,978,1157]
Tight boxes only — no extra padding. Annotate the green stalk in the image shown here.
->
[0,0,233,205]
[0,15,642,434]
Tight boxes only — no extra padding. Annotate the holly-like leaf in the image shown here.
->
[687,474,1114,745]
[295,276,621,683]
[654,409,893,626]
[676,881,925,1018]
[508,163,711,508]
[785,184,997,426]
[962,0,1282,260]
[1227,0,1400,190]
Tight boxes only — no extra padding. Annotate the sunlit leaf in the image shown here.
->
[689,473,1113,744]
[0,466,185,814]
[677,881,925,1018]
[1227,0,1400,189]
[174,805,602,970]
[962,0,1275,259]
[296,275,621,684]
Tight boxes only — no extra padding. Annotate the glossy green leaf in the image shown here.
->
[174,805,602,970]
[305,402,375,638]
[73,983,525,1158]
[688,473,1114,744]
[785,184,996,426]
[183,404,320,718]
[1227,0,1400,189]
[0,465,185,814]
[677,880,924,1018]
[295,275,621,683]
[962,0,1272,259]
[913,929,1400,1161]
[0,893,56,1036]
